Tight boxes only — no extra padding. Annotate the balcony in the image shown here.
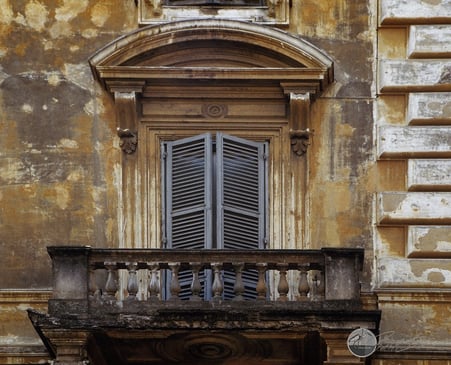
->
[29,247,380,365]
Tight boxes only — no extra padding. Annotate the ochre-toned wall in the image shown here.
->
[0,0,450,363]
[0,1,136,360]
[0,0,139,288]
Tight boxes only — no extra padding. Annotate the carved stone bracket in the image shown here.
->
[290,129,313,156]
[109,85,144,154]
[284,90,312,156]
[117,128,138,154]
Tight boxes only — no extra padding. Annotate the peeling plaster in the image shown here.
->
[55,0,89,23]
[90,3,110,27]
[24,1,49,32]
[0,0,14,25]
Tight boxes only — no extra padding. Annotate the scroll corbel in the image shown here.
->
[288,92,312,156]
[114,91,140,154]
[117,128,137,154]
[290,128,313,156]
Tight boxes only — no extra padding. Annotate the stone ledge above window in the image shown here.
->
[138,0,290,26]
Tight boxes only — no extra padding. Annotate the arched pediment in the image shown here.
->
[90,19,334,94]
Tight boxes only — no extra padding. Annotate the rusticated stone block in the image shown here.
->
[379,60,451,92]
[408,25,451,58]
[407,92,451,124]
[407,226,451,258]
[377,192,451,224]
[378,126,451,158]
[380,0,451,25]
[377,257,451,287]
[408,159,451,191]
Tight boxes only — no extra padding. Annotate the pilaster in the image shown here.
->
[41,330,90,365]
[108,82,145,251]
[321,331,365,364]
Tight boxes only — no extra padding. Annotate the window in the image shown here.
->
[161,132,268,299]
[165,0,263,5]
[138,0,290,26]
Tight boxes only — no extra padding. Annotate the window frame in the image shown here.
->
[137,0,290,26]
[143,125,287,251]
[161,132,269,251]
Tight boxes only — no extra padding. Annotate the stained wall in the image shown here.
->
[0,0,450,363]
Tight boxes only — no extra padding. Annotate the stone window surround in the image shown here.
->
[89,19,334,250]
[137,0,290,26]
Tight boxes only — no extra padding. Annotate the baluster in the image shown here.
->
[190,262,202,301]
[232,262,245,301]
[211,263,223,301]
[311,271,319,301]
[256,263,267,300]
[317,268,325,300]
[126,262,138,301]
[169,262,181,301]
[89,267,98,299]
[148,262,160,301]
[104,262,118,299]
[277,264,289,302]
[297,265,310,301]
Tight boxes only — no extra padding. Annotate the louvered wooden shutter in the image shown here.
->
[216,133,268,299]
[163,134,213,299]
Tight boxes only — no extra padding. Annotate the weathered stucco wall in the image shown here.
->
[0,0,139,288]
[0,3,377,279]
[292,0,376,246]
[0,0,450,363]
[0,1,378,360]
[0,1,137,359]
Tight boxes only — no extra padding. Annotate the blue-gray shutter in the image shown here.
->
[216,133,268,299]
[163,133,213,299]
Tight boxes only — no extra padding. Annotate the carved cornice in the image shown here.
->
[89,21,334,155]
[89,20,334,92]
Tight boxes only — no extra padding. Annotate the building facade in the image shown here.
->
[0,0,450,364]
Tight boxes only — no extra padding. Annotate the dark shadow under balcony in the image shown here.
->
[29,247,381,365]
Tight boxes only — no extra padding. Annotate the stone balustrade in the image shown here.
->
[47,247,364,315]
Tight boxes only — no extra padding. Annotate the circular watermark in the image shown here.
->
[347,328,378,358]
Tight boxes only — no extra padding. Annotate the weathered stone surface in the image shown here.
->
[377,257,451,287]
[407,226,451,258]
[377,192,451,224]
[407,92,451,124]
[0,291,50,363]
[379,60,451,92]
[378,126,451,158]
[408,25,451,58]
[378,28,407,59]
[377,291,451,353]
[380,0,451,25]
[408,159,451,191]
